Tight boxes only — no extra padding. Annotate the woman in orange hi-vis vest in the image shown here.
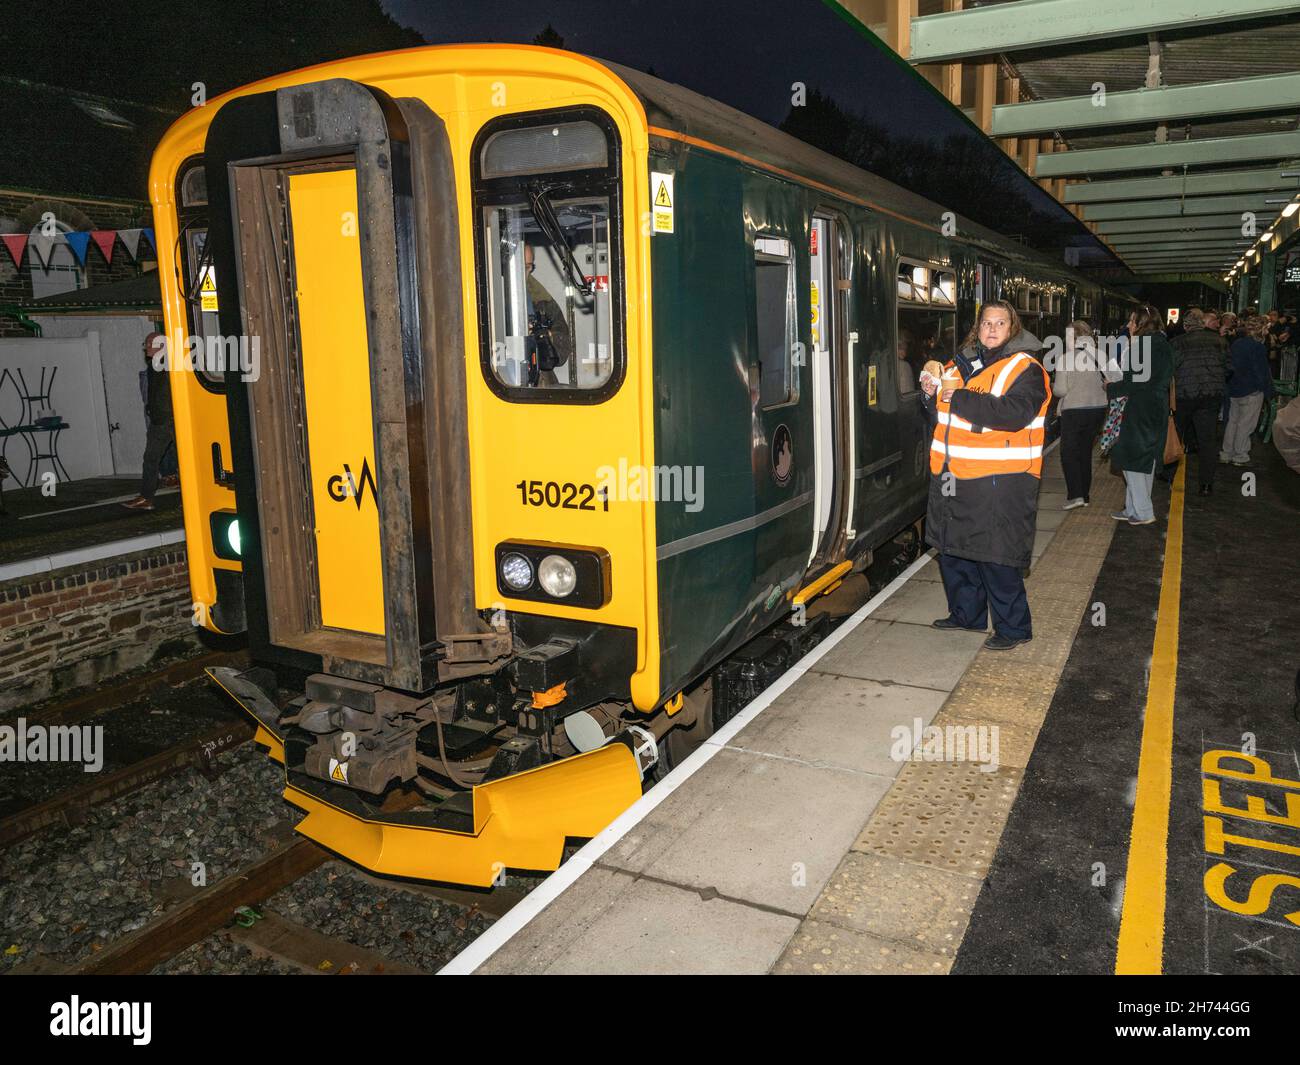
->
[920,300,1051,651]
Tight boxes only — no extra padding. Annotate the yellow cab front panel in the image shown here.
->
[149,45,660,703]
[148,46,661,882]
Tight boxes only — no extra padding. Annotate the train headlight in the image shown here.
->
[494,542,611,608]
[537,554,577,598]
[500,551,535,592]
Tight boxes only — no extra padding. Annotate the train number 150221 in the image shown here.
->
[515,479,609,512]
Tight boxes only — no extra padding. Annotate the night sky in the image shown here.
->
[379,0,941,134]
[379,0,1090,250]
[382,0,934,137]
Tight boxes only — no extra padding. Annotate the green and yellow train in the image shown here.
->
[150,43,1136,886]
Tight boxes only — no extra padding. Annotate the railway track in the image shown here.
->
[17,647,248,730]
[0,717,253,850]
[3,654,532,975]
[12,832,529,975]
[0,649,251,851]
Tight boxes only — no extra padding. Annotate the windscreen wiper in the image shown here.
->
[526,183,592,297]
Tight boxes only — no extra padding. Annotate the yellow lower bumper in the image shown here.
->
[215,666,644,886]
[283,743,642,886]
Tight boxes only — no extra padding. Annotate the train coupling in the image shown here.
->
[293,675,435,795]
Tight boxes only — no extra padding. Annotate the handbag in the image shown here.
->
[1099,396,1127,454]
[1163,381,1184,464]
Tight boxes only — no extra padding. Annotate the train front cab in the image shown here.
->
[150,49,664,886]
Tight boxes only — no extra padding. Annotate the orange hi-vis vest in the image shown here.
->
[929,351,1052,479]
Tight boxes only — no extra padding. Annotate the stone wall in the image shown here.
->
[0,543,201,711]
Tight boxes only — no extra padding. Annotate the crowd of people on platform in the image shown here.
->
[919,295,1294,656]
[1053,303,1290,523]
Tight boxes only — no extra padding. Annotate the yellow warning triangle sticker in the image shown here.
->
[654,180,672,208]
[200,273,216,293]
[331,762,347,781]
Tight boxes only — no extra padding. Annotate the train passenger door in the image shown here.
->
[808,214,851,567]
[201,77,489,694]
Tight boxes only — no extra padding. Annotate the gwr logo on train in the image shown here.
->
[325,458,377,509]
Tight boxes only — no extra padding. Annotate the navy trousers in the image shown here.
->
[938,553,1032,640]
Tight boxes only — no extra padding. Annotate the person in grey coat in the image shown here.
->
[1054,319,1108,508]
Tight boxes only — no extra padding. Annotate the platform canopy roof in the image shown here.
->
[899,0,1300,280]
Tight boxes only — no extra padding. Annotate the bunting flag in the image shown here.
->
[118,228,143,261]
[28,231,59,270]
[63,231,92,266]
[1,226,156,271]
[91,230,117,264]
[0,233,28,269]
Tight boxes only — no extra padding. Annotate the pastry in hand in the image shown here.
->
[919,359,945,395]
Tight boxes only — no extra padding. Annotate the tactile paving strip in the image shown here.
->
[775,458,1126,972]
[809,850,980,957]
[852,759,1023,878]
[775,920,950,974]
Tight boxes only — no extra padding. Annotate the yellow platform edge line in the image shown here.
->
[1115,460,1186,975]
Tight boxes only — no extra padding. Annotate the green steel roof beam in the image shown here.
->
[1065,167,1300,204]
[1082,195,1274,220]
[1107,240,1254,252]
[1105,229,1252,245]
[1037,130,1300,178]
[1118,256,1237,266]
[1111,254,1248,264]
[1096,214,1267,234]
[1121,253,1239,261]
[1106,228,1257,242]
[908,0,1300,64]
[1118,245,1244,255]
[992,72,1300,137]
[1132,274,1231,285]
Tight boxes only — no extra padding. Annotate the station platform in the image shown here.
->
[458,438,1300,975]
[0,476,181,566]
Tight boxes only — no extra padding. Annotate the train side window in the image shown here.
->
[755,235,796,407]
[472,109,624,402]
[175,156,224,391]
[896,258,956,395]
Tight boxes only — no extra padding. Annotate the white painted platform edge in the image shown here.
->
[440,549,938,975]
[0,528,186,584]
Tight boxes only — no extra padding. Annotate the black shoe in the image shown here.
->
[932,617,983,632]
[984,633,1030,651]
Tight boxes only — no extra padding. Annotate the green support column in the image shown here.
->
[1237,275,1248,314]
[1259,251,1277,314]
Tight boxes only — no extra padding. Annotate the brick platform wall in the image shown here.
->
[0,544,202,711]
